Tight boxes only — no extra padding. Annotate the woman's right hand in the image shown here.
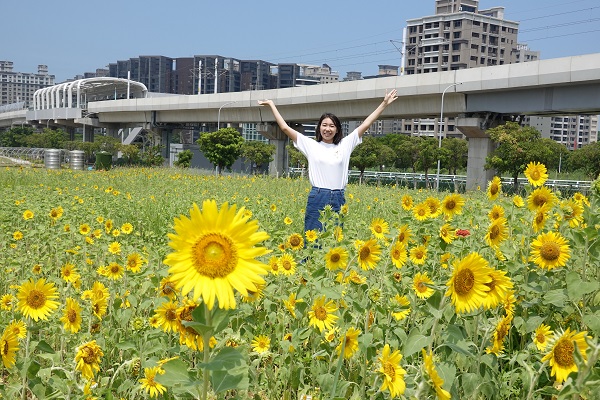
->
[257,99,273,106]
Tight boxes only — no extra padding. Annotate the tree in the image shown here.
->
[440,137,468,174]
[22,128,69,148]
[287,143,307,169]
[350,137,394,184]
[241,141,275,174]
[174,149,193,168]
[485,122,553,189]
[414,137,440,188]
[0,126,34,147]
[568,142,600,179]
[197,128,244,173]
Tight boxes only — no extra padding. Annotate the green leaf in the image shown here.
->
[582,311,600,335]
[211,366,249,394]
[35,340,55,354]
[402,332,430,358]
[440,340,475,357]
[115,340,136,351]
[544,289,568,307]
[525,316,546,333]
[566,271,598,301]
[156,358,196,386]
[199,347,246,371]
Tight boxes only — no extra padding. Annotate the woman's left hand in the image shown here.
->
[384,89,398,105]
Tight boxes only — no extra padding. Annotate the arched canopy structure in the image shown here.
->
[32,77,147,111]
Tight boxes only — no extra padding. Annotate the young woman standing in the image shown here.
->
[258,89,398,232]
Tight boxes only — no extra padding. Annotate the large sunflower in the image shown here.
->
[542,328,589,383]
[532,205,550,233]
[486,314,513,356]
[308,296,339,332]
[482,269,514,310]
[336,327,361,359]
[533,323,553,351]
[401,194,413,211]
[413,202,431,221]
[0,327,19,369]
[396,225,412,246]
[325,247,348,271]
[425,197,442,218]
[17,278,60,321]
[560,198,584,228]
[163,200,270,310]
[487,176,502,200]
[413,272,435,299]
[278,253,297,276]
[286,233,304,250]
[527,186,557,211]
[439,223,456,244]
[75,340,104,380]
[370,218,390,239]
[530,231,571,270]
[357,239,381,270]
[524,161,548,187]
[485,217,508,249]
[251,335,271,354]
[409,245,427,265]
[377,344,407,398]
[139,366,167,398]
[488,205,505,221]
[60,297,83,334]
[390,241,407,269]
[422,349,451,400]
[441,193,464,219]
[154,300,180,333]
[445,253,493,314]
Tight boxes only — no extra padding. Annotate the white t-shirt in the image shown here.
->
[294,129,362,190]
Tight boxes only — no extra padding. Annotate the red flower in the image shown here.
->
[455,229,470,237]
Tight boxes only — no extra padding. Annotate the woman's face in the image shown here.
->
[320,117,337,144]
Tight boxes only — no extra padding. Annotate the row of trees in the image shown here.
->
[3,123,600,180]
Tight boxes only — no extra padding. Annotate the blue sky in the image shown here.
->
[4,0,600,82]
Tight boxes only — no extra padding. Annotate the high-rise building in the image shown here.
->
[108,56,174,93]
[525,115,598,150]
[0,61,55,108]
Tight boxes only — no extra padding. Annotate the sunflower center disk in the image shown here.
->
[541,242,560,261]
[360,247,371,260]
[314,306,328,321]
[455,269,475,295]
[330,254,340,262]
[193,234,238,278]
[67,309,77,323]
[2,341,8,355]
[383,363,395,378]
[554,339,575,367]
[27,289,46,309]
[82,347,96,364]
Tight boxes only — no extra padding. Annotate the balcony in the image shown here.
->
[420,37,447,47]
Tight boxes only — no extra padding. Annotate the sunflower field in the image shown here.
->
[0,164,599,400]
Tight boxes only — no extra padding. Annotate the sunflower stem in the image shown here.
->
[330,336,345,400]
[201,303,213,400]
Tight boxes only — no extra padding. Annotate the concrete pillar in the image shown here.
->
[456,117,497,191]
[257,123,292,177]
[160,129,172,166]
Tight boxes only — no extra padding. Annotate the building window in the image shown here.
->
[453,31,461,38]
[454,20,462,28]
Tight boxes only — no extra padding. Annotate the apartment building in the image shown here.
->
[0,61,55,109]
[525,115,598,150]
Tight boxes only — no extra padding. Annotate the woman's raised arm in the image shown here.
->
[258,100,300,142]
[356,89,398,138]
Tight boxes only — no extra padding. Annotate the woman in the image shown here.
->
[258,89,398,232]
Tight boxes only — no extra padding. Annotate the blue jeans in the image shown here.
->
[304,187,345,232]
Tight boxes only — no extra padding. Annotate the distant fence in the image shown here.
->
[288,168,591,194]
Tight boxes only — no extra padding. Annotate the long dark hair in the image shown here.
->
[315,113,343,145]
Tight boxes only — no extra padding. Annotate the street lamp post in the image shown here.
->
[217,101,237,130]
[436,82,462,191]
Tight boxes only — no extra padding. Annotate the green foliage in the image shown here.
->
[174,149,193,168]
[485,122,554,188]
[350,137,394,183]
[440,137,468,174]
[568,142,600,179]
[287,143,307,168]
[119,144,141,166]
[414,136,439,178]
[0,126,35,147]
[197,127,244,173]
[20,128,69,148]
[241,141,275,172]
[378,133,419,171]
